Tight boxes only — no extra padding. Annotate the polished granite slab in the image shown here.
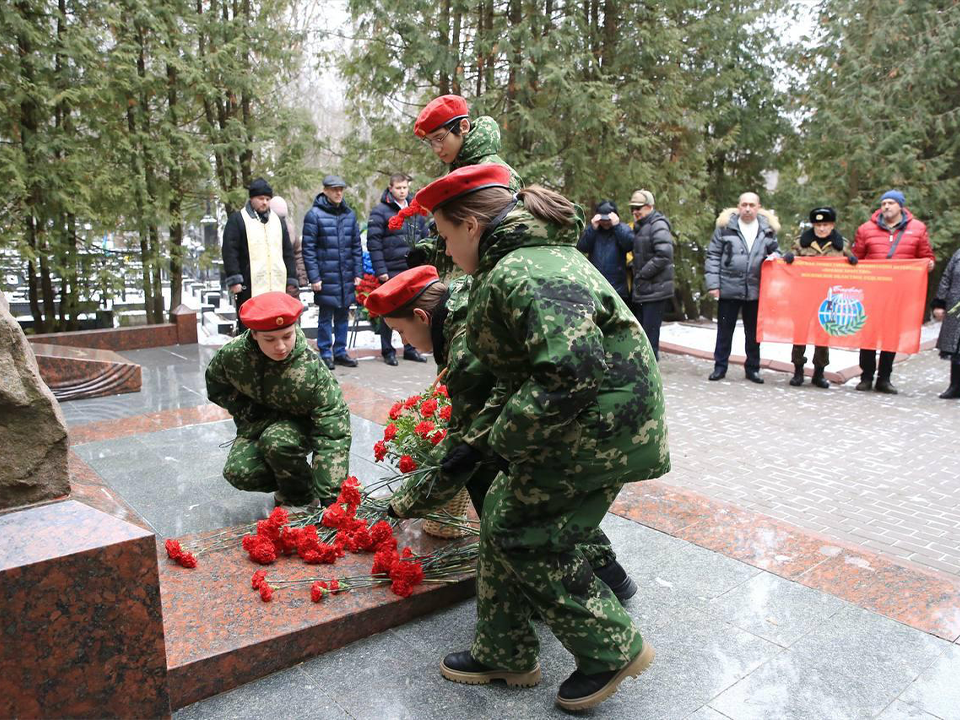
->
[32,342,142,401]
[0,500,170,718]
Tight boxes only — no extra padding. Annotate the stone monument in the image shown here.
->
[0,293,69,510]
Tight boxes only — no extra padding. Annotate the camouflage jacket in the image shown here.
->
[465,203,671,482]
[205,328,352,493]
[417,116,524,282]
[390,276,501,516]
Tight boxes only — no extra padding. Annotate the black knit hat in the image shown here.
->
[248,178,274,198]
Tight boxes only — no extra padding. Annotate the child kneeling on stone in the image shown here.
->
[205,292,351,508]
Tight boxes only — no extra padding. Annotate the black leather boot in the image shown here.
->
[593,560,638,603]
[875,377,899,394]
[440,651,541,687]
[556,642,656,711]
[811,367,830,388]
[940,363,960,399]
[789,364,804,386]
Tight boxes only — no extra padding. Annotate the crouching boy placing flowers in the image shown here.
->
[205,291,352,508]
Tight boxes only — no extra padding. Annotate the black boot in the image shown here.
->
[789,364,804,386]
[940,363,960,399]
[875,377,899,395]
[440,651,541,687]
[855,376,873,391]
[593,560,638,603]
[556,642,656,711]
[811,367,830,388]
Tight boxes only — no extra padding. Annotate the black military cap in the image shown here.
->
[809,206,837,223]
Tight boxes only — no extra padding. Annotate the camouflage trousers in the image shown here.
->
[466,467,616,568]
[223,419,326,503]
[470,468,643,676]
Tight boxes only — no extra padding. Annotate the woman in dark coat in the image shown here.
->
[932,248,960,399]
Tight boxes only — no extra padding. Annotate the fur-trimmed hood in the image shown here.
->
[715,207,781,234]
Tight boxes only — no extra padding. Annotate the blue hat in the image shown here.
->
[880,189,905,207]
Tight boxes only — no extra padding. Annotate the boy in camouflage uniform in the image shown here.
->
[409,95,523,281]
[205,292,351,507]
[415,166,670,710]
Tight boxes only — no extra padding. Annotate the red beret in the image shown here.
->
[239,292,303,331]
[414,95,469,137]
[365,266,441,317]
[415,164,513,213]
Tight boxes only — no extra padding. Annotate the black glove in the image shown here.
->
[406,247,428,269]
[847,255,858,265]
[440,443,483,475]
[783,252,795,264]
[494,454,510,473]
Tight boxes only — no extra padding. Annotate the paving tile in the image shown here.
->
[875,699,946,720]
[687,708,735,720]
[899,643,960,720]
[786,604,949,692]
[709,650,905,720]
[173,665,350,720]
[705,572,847,646]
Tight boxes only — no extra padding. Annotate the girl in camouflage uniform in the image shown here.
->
[411,165,670,710]
[205,292,352,508]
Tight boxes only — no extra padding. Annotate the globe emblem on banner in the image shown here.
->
[818,286,867,336]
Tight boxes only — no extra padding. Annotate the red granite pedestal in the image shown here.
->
[0,500,171,719]
[32,343,142,401]
[160,521,476,709]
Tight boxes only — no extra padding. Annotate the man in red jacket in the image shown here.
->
[852,189,935,394]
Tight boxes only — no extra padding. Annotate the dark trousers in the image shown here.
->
[714,298,760,374]
[317,306,350,360]
[859,349,896,381]
[792,344,830,369]
[378,319,415,358]
[632,299,668,360]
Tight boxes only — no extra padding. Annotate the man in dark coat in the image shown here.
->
[704,192,781,383]
[932,248,960,399]
[577,200,634,302]
[366,173,430,365]
[301,175,362,370]
[221,177,298,332]
[629,189,674,360]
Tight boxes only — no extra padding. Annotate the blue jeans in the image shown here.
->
[317,306,350,360]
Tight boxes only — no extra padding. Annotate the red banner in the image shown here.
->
[757,258,929,353]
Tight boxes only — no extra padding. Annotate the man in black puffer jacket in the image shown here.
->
[366,173,430,365]
[629,189,674,360]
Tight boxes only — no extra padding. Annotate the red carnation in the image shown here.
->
[402,546,414,558]
[414,420,435,437]
[398,455,417,473]
[391,580,414,597]
[311,582,325,602]
[403,394,420,409]
[387,215,404,231]
[322,503,348,528]
[370,520,393,545]
[352,527,374,551]
[439,405,452,421]
[372,546,399,575]
[165,539,183,560]
[383,424,398,441]
[430,429,447,445]
[376,535,398,552]
[268,506,289,528]
[389,402,403,420]
[337,477,363,507]
[279,527,301,555]
[177,552,198,568]
[257,518,281,545]
[251,570,267,589]
[374,440,388,462]
[259,583,273,602]
[249,537,278,565]
[328,579,341,593]
[420,398,438,417]
[434,384,449,397]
